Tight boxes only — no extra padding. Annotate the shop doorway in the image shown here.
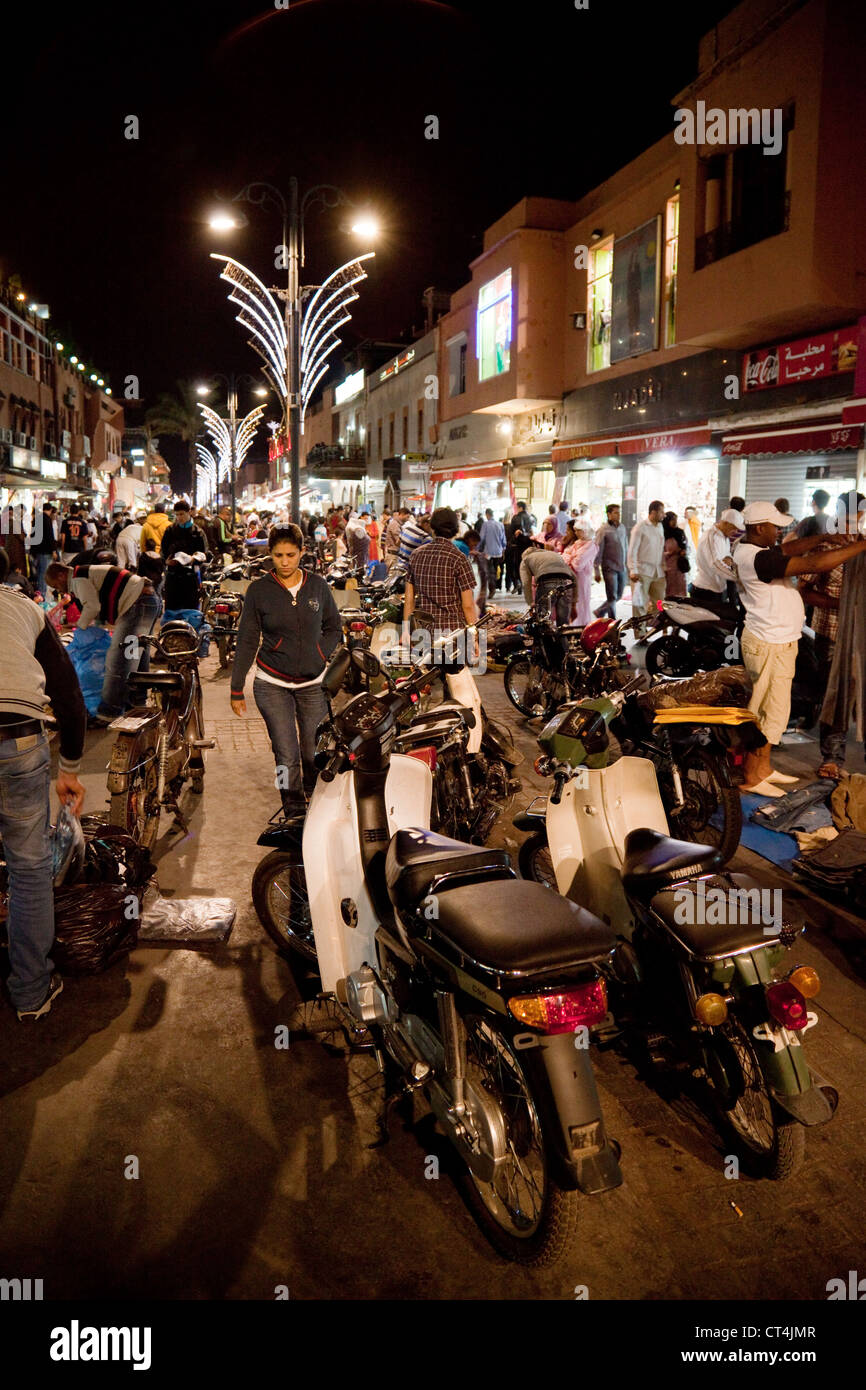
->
[567,467,623,534]
[639,455,719,532]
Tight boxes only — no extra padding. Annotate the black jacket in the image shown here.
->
[230,570,342,696]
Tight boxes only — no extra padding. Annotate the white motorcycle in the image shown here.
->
[252,645,623,1266]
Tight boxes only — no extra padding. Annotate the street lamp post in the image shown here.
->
[208,181,377,524]
[196,372,266,526]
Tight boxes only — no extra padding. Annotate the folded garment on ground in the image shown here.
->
[752,780,832,834]
[831,773,866,833]
[138,893,236,945]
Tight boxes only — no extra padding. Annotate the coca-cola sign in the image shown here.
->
[743,326,858,392]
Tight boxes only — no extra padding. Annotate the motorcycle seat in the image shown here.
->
[621,827,724,897]
[128,670,184,691]
[428,879,616,973]
[649,874,799,959]
[386,827,512,910]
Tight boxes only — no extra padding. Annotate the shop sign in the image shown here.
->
[334,369,365,405]
[403,452,428,462]
[379,348,416,382]
[722,422,862,456]
[613,376,663,411]
[11,446,38,471]
[743,325,858,392]
[448,425,469,441]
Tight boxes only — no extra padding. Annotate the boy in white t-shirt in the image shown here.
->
[734,501,866,794]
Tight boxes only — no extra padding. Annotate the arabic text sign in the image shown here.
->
[743,325,858,392]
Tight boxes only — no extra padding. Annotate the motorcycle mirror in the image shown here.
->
[351,647,382,679]
[322,647,352,697]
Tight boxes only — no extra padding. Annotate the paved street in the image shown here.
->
[1,630,865,1302]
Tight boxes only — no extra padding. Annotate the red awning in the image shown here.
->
[552,425,712,465]
[721,421,863,456]
[430,460,507,482]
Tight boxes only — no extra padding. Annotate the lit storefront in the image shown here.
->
[721,324,863,520]
[431,461,510,520]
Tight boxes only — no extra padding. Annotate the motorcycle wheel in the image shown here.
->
[518,831,558,891]
[108,726,162,852]
[457,1015,579,1266]
[664,749,741,865]
[645,635,692,677]
[504,656,557,718]
[188,686,206,793]
[708,1018,806,1179]
[251,851,317,962]
[217,636,230,668]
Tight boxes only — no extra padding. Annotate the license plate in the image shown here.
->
[108,715,153,732]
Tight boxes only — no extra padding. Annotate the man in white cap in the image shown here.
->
[691,508,744,611]
[734,501,866,794]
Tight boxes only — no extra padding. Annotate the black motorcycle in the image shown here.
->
[644,596,743,677]
[502,592,633,719]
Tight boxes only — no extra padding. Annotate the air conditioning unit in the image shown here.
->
[43,442,57,459]
[28,436,38,451]
[0,428,12,444]
[14,433,28,448]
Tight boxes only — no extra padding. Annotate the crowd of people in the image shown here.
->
[4,481,866,1024]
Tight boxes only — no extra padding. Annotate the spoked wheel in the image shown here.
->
[708,1018,805,1179]
[518,831,558,891]
[458,1015,579,1265]
[252,851,317,962]
[645,635,692,677]
[217,636,230,668]
[504,657,558,719]
[108,724,162,852]
[664,749,741,863]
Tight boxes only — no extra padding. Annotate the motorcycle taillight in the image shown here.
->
[406,746,437,771]
[214,604,230,614]
[349,622,367,632]
[765,981,809,1031]
[509,980,608,1034]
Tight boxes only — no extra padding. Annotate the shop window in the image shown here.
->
[663,195,679,348]
[389,417,395,454]
[377,420,382,461]
[402,409,409,452]
[447,336,467,398]
[417,402,424,449]
[587,238,613,373]
[477,269,512,381]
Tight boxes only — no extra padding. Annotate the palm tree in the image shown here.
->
[145,381,202,504]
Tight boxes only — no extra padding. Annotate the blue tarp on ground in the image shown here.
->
[66,626,112,715]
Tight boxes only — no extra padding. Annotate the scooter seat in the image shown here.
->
[622,827,723,897]
[386,827,512,911]
[649,874,801,959]
[428,879,616,974]
[128,670,183,691]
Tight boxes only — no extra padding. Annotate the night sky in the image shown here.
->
[4,0,739,487]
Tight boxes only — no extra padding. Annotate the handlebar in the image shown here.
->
[550,770,568,806]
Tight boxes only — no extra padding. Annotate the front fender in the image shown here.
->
[256,820,305,851]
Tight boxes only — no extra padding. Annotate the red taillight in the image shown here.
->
[214,603,230,614]
[656,599,664,611]
[765,981,809,1031]
[406,746,437,771]
[509,979,608,1034]
[349,622,367,632]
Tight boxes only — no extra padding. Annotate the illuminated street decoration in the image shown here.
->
[211,251,374,429]
[195,443,218,506]
[198,401,265,484]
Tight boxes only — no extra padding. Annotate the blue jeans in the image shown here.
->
[31,552,52,599]
[0,733,55,1010]
[98,592,163,718]
[253,678,328,805]
[596,567,625,619]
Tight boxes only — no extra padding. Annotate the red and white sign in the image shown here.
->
[552,425,711,464]
[430,460,506,482]
[722,422,862,456]
[742,326,859,393]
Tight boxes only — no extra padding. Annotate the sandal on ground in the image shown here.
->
[817,763,844,779]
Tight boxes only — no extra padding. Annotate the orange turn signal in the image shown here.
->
[695,992,728,1026]
[788,966,820,999]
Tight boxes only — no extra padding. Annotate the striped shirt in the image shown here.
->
[70,563,148,629]
[397,517,431,568]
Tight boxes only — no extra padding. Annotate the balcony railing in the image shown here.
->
[695,192,790,270]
